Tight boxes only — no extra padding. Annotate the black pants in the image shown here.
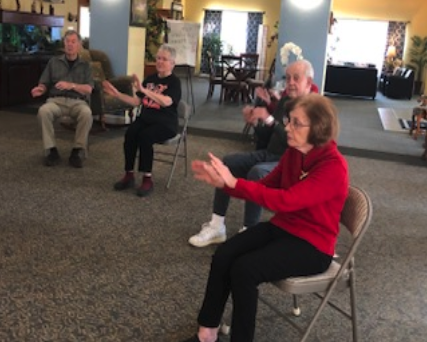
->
[123,117,175,173]
[197,222,332,342]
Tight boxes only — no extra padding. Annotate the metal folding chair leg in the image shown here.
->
[165,134,188,189]
[154,100,191,189]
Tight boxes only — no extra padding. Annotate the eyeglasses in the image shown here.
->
[283,117,311,130]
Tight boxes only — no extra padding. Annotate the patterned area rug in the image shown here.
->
[398,118,427,130]
[378,107,412,132]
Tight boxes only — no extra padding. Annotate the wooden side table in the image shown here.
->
[409,107,427,140]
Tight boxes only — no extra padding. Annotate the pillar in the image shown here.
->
[90,0,145,79]
[275,0,332,92]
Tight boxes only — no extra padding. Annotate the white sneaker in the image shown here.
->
[238,227,247,233]
[188,222,227,247]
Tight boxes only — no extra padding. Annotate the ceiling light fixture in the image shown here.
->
[290,0,323,11]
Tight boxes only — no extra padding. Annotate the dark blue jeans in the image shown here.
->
[213,150,280,227]
[197,222,332,342]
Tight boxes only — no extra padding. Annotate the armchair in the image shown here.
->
[381,67,414,100]
[79,49,134,130]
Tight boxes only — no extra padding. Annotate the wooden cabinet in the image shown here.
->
[1,55,50,107]
[0,10,64,108]
[0,10,64,26]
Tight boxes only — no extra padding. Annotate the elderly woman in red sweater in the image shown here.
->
[182,93,349,342]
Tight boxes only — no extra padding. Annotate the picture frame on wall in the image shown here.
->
[171,1,183,20]
[130,0,148,27]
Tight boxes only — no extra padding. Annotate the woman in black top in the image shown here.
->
[103,44,182,197]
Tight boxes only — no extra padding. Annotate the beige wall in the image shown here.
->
[406,2,427,84]
[127,27,146,80]
[407,1,427,38]
[332,0,423,21]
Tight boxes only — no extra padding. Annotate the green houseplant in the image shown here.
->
[145,0,167,63]
[204,33,223,63]
[407,35,427,95]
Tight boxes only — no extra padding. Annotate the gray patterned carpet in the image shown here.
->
[0,110,426,341]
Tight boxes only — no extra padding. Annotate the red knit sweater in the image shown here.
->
[225,141,349,255]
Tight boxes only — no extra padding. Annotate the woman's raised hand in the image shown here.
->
[191,153,237,189]
[192,159,225,188]
[254,87,271,104]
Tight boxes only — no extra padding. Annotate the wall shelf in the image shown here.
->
[0,10,64,27]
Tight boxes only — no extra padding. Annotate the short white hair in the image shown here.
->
[285,59,314,79]
[159,44,177,61]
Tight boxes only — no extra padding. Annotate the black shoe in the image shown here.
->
[69,148,83,168]
[44,147,61,167]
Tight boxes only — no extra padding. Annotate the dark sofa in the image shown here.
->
[379,67,414,100]
[324,64,378,99]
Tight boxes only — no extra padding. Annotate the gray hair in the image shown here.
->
[63,29,82,42]
[286,59,314,79]
[159,44,177,62]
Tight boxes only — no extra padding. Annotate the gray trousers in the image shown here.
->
[213,150,281,227]
[37,97,93,151]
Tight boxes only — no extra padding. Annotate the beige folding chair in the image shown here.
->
[154,100,191,189]
[220,185,373,341]
[259,185,373,342]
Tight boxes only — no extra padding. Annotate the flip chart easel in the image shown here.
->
[174,65,195,116]
[165,20,200,116]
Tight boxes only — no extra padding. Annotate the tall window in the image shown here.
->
[330,19,389,73]
[200,10,263,74]
[79,6,90,39]
[220,11,248,55]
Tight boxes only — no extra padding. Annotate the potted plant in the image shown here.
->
[204,33,223,63]
[267,21,279,48]
[407,35,427,95]
[202,33,223,76]
[144,0,167,76]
